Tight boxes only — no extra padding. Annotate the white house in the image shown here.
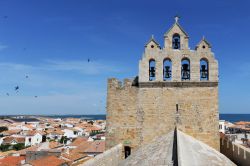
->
[63,128,82,138]
[24,132,43,147]
[219,120,226,133]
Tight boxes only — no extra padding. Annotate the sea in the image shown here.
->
[1,114,249,123]
[219,114,250,123]
[42,114,250,123]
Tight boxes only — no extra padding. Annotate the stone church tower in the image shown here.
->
[106,17,219,154]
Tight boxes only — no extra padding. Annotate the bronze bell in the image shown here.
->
[149,66,155,77]
[200,65,208,79]
[173,39,180,49]
[182,64,190,80]
[164,66,171,78]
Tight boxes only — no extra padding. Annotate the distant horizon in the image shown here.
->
[0,113,249,116]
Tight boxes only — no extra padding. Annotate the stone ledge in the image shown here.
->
[81,144,123,166]
[139,81,218,88]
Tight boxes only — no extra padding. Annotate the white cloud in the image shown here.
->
[0,43,8,51]
[0,59,124,114]
[0,93,106,115]
[43,59,121,75]
[0,59,122,75]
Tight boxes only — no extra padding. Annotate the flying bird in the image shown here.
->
[26,75,29,78]
[15,86,19,91]
[34,96,38,98]
[6,93,9,96]
[87,58,90,63]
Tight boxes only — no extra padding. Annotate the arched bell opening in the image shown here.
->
[181,58,190,80]
[149,59,156,81]
[200,58,209,80]
[172,33,181,49]
[163,59,172,81]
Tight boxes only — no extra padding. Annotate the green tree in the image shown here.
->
[0,144,11,152]
[60,136,67,144]
[13,143,25,151]
[0,126,8,133]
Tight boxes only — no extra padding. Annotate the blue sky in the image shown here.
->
[0,0,250,114]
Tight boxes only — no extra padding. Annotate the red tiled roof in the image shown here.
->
[62,151,87,162]
[49,141,62,149]
[84,141,105,153]
[0,156,25,166]
[69,137,88,146]
[3,136,25,144]
[85,126,101,132]
[235,121,250,125]
[28,155,67,166]
[1,129,21,135]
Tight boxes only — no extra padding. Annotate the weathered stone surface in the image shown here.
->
[119,131,174,166]
[81,144,123,166]
[177,130,236,166]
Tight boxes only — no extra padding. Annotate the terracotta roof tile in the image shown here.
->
[84,141,105,153]
[28,155,67,166]
[69,137,88,146]
[3,136,25,144]
[0,156,25,166]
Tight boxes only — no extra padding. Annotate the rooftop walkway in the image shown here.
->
[82,129,236,166]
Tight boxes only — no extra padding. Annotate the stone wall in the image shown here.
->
[81,144,123,166]
[178,130,236,166]
[106,79,140,151]
[220,138,250,166]
[106,79,219,151]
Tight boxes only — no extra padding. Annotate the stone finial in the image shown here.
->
[174,15,180,23]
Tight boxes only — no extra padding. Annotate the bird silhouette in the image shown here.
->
[88,58,90,63]
[6,93,9,96]
[15,86,19,91]
[25,75,29,78]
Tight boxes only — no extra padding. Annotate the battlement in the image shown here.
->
[108,77,138,89]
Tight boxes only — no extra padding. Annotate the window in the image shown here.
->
[200,59,209,80]
[181,58,190,80]
[172,33,180,49]
[124,146,131,158]
[149,59,156,81]
[163,59,172,81]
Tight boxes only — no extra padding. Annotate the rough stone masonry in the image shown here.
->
[106,17,219,155]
